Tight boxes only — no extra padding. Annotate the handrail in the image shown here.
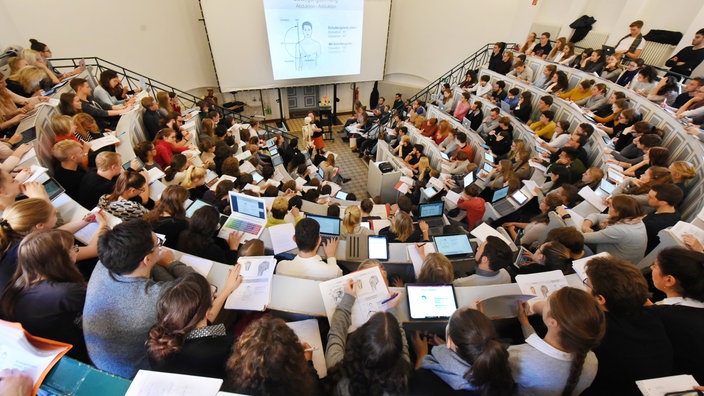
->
[408,43,518,105]
[47,57,297,142]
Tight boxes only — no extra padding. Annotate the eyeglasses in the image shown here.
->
[150,237,164,253]
[582,277,592,289]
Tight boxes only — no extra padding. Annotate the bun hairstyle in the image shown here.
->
[448,308,514,395]
[342,206,361,234]
[0,198,54,252]
[656,247,704,302]
[29,38,48,52]
[146,272,212,362]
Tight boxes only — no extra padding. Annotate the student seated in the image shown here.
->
[583,256,673,395]
[83,220,195,378]
[410,307,513,395]
[98,171,152,221]
[178,206,243,264]
[144,185,189,249]
[378,211,430,243]
[416,253,455,284]
[275,218,341,281]
[147,269,242,378]
[0,230,90,362]
[648,247,704,382]
[326,279,411,395]
[225,315,321,394]
[642,184,683,254]
[51,139,87,201]
[454,236,512,286]
[340,206,373,240]
[512,287,605,395]
[77,151,124,209]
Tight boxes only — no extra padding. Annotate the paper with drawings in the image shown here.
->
[268,223,297,254]
[670,221,704,244]
[126,370,223,396]
[225,256,276,311]
[572,252,610,282]
[286,319,327,378]
[578,186,607,212]
[636,374,700,396]
[470,222,511,245]
[515,270,569,298]
[178,254,214,278]
[319,266,389,331]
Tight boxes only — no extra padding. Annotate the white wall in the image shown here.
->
[2,0,217,91]
[2,0,702,115]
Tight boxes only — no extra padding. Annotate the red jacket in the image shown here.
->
[457,196,485,230]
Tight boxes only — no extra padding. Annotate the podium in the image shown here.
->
[367,161,401,203]
[318,106,334,141]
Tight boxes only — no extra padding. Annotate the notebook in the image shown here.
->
[217,192,268,241]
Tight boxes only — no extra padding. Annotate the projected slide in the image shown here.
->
[263,0,364,80]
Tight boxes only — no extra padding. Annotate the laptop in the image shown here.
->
[463,171,475,187]
[477,162,495,181]
[607,169,624,184]
[317,167,325,180]
[185,199,214,219]
[335,190,348,200]
[218,192,268,241]
[268,146,279,157]
[601,45,615,56]
[271,154,283,167]
[440,152,450,161]
[595,178,616,198]
[493,188,528,217]
[423,186,441,199]
[433,234,474,258]
[491,186,510,203]
[500,100,511,112]
[484,151,495,164]
[418,201,445,231]
[406,284,458,321]
[306,214,341,243]
[368,235,389,261]
[251,172,264,184]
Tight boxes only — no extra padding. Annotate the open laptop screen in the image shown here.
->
[418,202,444,218]
[433,234,473,256]
[491,186,510,203]
[230,193,266,220]
[306,214,341,236]
[463,172,475,187]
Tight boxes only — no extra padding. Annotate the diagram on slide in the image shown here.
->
[282,20,322,71]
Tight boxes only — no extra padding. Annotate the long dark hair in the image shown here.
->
[548,287,605,396]
[146,272,212,362]
[144,185,188,223]
[178,206,219,254]
[98,69,123,97]
[106,171,146,203]
[447,308,514,395]
[164,154,187,182]
[329,312,411,396]
[0,230,84,318]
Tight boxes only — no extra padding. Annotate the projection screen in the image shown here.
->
[200,0,391,91]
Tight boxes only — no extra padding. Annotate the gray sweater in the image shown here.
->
[567,213,647,264]
[83,261,193,378]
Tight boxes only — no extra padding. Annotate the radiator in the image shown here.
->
[574,31,610,51]
[640,42,676,68]
[529,23,561,40]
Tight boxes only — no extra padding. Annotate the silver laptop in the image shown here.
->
[217,192,268,241]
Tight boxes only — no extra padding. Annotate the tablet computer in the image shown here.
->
[251,172,264,184]
[433,234,473,257]
[406,284,458,320]
[43,177,65,201]
[511,189,528,205]
[368,235,389,261]
[122,157,144,171]
[484,151,495,164]
[336,191,348,200]
[186,199,214,219]
[463,171,475,187]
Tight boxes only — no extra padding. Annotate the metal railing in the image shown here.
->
[48,57,297,142]
[408,43,518,105]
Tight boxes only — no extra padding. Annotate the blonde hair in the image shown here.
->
[182,166,206,189]
[417,157,431,180]
[343,206,361,234]
[418,253,454,284]
[50,115,73,137]
[390,211,413,242]
[0,198,54,252]
[9,66,47,94]
[669,161,696,181]
[7,57,27,75]
[95,151,121,171]
[73,113,99,139]
[20,49,42,66]
[201,118,215,138]
[414,116,425,130]
[51,139,82,162]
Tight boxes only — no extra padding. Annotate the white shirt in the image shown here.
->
[275,254,342,281]
[615,35,646,54]
[657,296,704,308]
